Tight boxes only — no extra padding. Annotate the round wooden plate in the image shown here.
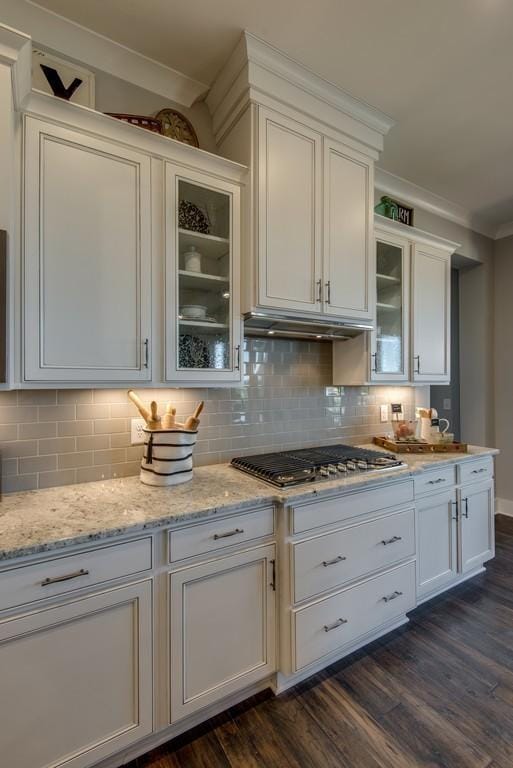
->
[155,108,199,147]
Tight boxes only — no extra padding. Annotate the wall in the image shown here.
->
[0,337,416,494]
[493,234,513,512]
[375,190,495,447]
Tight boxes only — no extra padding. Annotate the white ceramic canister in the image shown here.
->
[183,245,202,273]
[140,428,198,486]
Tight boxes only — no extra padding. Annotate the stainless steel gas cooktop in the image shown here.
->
[231,444,406,488]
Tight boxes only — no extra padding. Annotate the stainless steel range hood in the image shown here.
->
[243,312,373,341]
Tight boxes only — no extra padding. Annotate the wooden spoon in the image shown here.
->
[127,390,151,423]
[184,401,204,431]
[147,400,162,430]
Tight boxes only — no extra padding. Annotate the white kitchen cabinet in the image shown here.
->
[412,242,451,383]
[165,163,242,382]
[169,544,276,721]
[23,115,152,383]
[323,138,374,321]
[0,580,153,768]
[257,107,322,314]
[459,480,495,573]
[416,489,458,599]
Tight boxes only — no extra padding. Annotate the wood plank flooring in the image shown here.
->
[129,515,513,768]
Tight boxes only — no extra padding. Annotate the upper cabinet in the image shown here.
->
[19,94,246,387]
[23,116,152,383]
[333,216,458,386]
[208,32,392,327]
[411,242,451,383]
[165,163,242,383]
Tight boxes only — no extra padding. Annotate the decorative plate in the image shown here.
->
[179,200,210,234]
[155,108,199,147]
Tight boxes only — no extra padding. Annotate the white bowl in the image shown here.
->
[181,304,207,319]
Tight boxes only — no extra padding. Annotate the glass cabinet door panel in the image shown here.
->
[177,179,232,372]
[375,240,404,375]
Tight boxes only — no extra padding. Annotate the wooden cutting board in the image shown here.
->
[374,436,468,454]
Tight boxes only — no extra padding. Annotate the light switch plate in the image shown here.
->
[443,398,452,410]
[131,418,146,445]
[380,404,388,423]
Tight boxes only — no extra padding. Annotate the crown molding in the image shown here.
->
[375,214,460,254]
[207,31,394,153]
[375,167,497,240]
[1,0,208,106]
[495,221,513,241]
[0,23,32,108]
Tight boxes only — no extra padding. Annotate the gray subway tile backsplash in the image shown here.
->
[0,338,415,493]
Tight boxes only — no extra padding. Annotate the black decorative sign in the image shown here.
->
[40,65,83,101]
[375,196,414,227]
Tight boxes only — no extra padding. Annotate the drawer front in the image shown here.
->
[0,537,152,613]
[291,480,414,534]
[169,506,275,562]
[414,466,455,497]
[459,457,493,486]
[293,560,416,671]
[293,508,415,603]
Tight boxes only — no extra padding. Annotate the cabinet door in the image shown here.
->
[323,138,374,321]
[257,107,322,313]
[23,116,152,382]
[417,489,458,598]
[459,481,495,573]
[412,243,450,383]
[0,580,153,768]
[165,163,242,382]
[169,545,276,721]
[370,231,410,381]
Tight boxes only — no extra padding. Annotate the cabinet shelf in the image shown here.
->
[178,270,229,292]
[377,302,400,312]
[179,229,230,261]
[179,319,229,334]
[377,273,400,286]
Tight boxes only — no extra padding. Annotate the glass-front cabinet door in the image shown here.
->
[370,231,410,382]
[165,163,241,382]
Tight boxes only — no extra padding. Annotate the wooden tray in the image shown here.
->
[374,436,468,454]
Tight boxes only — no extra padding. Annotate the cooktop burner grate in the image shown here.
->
[231,444,406,487]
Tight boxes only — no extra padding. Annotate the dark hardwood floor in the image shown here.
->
[129,515,513,768]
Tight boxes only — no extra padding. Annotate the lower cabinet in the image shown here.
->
[169,545,276,722]
[417,489,458,599]
[0,580,153,768]
[460,481,495,573]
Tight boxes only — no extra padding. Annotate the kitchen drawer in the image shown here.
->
[293,560,416,671]
[414,466,455,497]
[0,537,152,613]
[293,507,415,603]
[168,506,274,562]
[291,480,413,534]
[459,457,493,486]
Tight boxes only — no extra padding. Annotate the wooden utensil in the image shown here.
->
[147,400,162,430]
[127,389,151,423]
[184,401,204,431]
[162,403,177,429]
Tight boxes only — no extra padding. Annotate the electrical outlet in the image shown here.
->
[131,418,146,445]
[380,404,388,423]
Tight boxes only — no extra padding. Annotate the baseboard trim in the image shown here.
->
[416,566,486,606]
[496,498,513,517]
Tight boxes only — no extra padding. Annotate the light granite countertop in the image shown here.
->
[0,445,498,563]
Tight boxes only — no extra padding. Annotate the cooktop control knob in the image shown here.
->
[328,464,338,474]
[337,463,348,472]
[357,461,368,470]
[319,466,330,477]
[346,461,357,471]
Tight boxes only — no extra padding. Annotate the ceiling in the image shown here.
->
[32,0,513,235]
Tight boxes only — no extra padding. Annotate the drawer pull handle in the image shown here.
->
[213,528,244,540]
[324,617,348,632]
[41,568,89,587]
[427,478,446,485]
[381,535,402,546]
[471,467,487,474]
[382,590,403,603]
[322,555,347,567]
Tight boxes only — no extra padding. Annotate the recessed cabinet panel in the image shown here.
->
[459,481,495,573]
[165,163,241,382]
[258,108,322,313]
[23,117,152,382]
[0,581,153,768]
[169,545,276,721]
[417,489,458,598]
[324,139,373,320]
[412,244,450,383]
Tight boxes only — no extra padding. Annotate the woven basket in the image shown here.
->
[140,428,198,486]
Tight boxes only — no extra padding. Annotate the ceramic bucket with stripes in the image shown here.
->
[140,428,198,486]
